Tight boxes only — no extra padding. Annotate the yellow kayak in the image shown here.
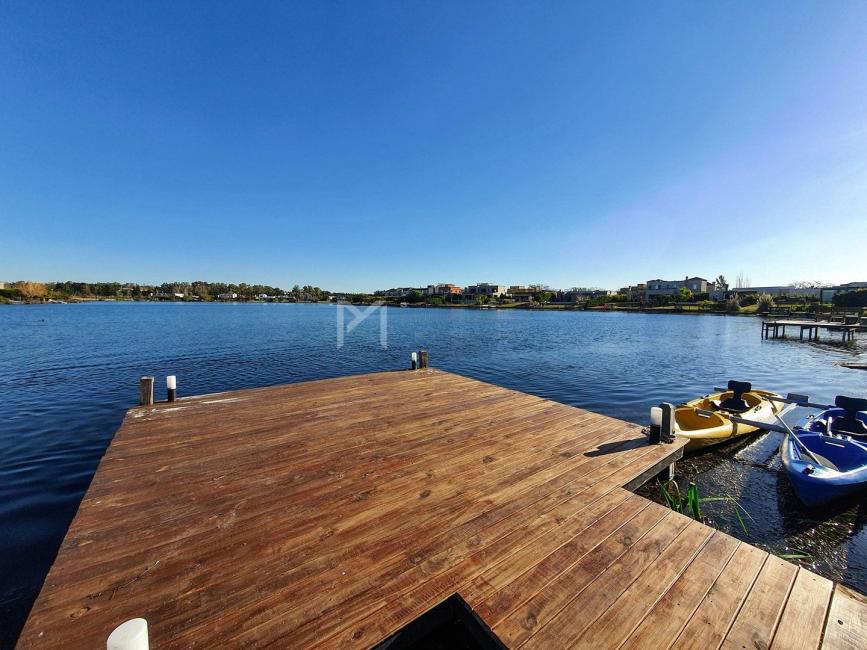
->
[674,381,791,450]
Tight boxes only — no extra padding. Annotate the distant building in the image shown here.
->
[730,286,822,299]
[820,282,867,303]
[562,288,614,302]
[507,285,535,301]
[217,292,238,300]
[619,284,646,301]
[426,283,462,296]
[726,282,867,302]
[375,287,422,298]
[645,277,714,300]
[464,283,507,298]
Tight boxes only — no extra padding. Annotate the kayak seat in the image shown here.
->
[811,452,840,472]
[832,396,867,437]
[719,380,752,413]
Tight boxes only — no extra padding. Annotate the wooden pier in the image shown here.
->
[17,370,867,648]
[762,318,862,343]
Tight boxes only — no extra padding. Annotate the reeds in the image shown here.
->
[659,479,750,534]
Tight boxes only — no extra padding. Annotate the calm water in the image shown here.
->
[1,303,865,646]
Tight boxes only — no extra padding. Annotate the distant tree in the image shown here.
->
[406,290,424,304]
[676,286,693,302]
[429,295,444,306]
[735,272,750,289]
[16,281,47,300]
[535,291,554,304]
[833,289,867,308]
[714,275,728,291]
[790,280,830,289]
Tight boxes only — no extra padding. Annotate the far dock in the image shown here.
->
[762,316,864,342]
[18,369,867,648]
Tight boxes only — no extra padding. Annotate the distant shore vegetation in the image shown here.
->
[0,281,330,303]
[2,281,865,315]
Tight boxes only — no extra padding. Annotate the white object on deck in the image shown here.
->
[166,375,177,390]
[107,618,148,650]
[650,406,662,428]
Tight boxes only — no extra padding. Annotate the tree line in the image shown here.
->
[1,281,332,302]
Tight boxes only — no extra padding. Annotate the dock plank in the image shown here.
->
[670,543,767,650]
[822,585,867,650]
[619,532,740,650]
[771,569,833,650]
[721,555,798,650]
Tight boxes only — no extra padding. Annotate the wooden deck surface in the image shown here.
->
[17,370,867,649]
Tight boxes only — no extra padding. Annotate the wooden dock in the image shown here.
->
[762,319,862,342]
[17,370,867,648]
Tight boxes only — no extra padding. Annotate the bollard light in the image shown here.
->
[167,375,177,402]
[648,406,662,444]
[411,352,418,370]
[107,618,148,650]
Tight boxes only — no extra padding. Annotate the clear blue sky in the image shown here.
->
[2,2,866,292]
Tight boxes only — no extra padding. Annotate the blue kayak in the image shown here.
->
[781,396,867,508]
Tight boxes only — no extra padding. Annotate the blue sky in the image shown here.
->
[2,2,866,292]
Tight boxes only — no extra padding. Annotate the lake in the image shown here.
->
[1,302,865,646]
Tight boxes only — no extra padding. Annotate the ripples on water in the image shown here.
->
[1,303,865,645]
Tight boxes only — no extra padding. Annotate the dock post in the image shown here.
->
[410,352,418,370]
[139,377,155,406]
[418,350,429,369]
[167,375,177,402]
[660,402,676,444]
[107,618,148,649]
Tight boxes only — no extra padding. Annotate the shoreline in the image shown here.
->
[0,299,785,319]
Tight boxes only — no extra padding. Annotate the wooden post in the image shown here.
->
[139,377,155,406]
[418,350,429,369]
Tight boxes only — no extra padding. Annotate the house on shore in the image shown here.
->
[426,283,462,296]
[464,283,507,299]
[645,276,715,300]
[507,285,535,301]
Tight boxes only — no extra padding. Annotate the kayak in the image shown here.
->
[674,380,791,450]
[781,396,867,507]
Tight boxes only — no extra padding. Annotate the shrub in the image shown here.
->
[726,295,741,313]
[757,293,775,313]
[833,289,867,308]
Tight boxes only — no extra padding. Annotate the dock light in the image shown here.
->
[649,407,662,444]
[107,618,148,650]
[411,352,418,370]
[167,375,177,402]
